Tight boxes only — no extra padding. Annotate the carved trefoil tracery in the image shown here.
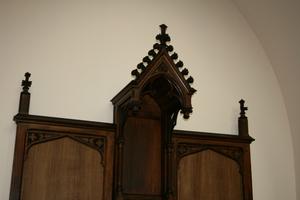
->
[176,143,244,173]
[25,130,106,163]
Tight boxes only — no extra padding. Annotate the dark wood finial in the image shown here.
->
[238,99,249,137]
[160,24,168,34]
[18,72,32,114]
[156,24,170,45]
[22,72,32,93]
[239,99,248,117]
[181,107,192,119]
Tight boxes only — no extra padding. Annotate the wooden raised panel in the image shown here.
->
[9,114,115,200]
[122,95,162,196]
[21,137,104,200]
[177,149,243,200]
[123,117,162,195]
[173,131,254,200]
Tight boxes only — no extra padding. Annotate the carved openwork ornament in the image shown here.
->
[112,24,196,119]
[21,72,32,94]
[177,143,244,170]
[25,130,106,161]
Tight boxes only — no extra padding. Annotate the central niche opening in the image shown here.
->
[111,25,197,199]
[123,94,162,195]
[122,76,181,197]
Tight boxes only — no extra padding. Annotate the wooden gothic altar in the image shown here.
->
[9,25,254,200]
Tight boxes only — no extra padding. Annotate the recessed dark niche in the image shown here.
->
[9,25,254,200]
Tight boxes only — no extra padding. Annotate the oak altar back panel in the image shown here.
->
[178,150,242,200]
[21,137,104,200]
[122,95,162,197]
[173,131,253,200]
[10,116,115,200]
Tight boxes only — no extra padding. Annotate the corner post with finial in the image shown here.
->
[238,99,249,137]
[18,72,32,114]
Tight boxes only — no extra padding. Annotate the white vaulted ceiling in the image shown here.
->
[233,0,300,198]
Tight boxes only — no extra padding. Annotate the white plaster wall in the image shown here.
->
[233,1,300,199]
[0,0,296,199]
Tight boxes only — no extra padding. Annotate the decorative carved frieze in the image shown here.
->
[26,130,106,156]
[177,143,243,166]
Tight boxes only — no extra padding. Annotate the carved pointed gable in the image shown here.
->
[111,25,198,199]
[112,24,196,119]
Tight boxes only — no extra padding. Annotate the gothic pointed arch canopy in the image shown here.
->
[111,24,196,119]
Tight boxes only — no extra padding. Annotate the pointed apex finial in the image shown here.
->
[22,72,32,93]
[18,72,32,114]
[160,24,168,34]
[156,24,170,45]
[239,99,248,117]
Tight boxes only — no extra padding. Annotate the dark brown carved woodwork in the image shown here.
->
[18,72,31,114]
[178,150,243,200]
[25,130,106,159]
[22,138,104,200]
[10,114,115,200]
[173,130,254,200]
[111,25,196,200]
[10,25,254,200]
[122,95,162,196]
